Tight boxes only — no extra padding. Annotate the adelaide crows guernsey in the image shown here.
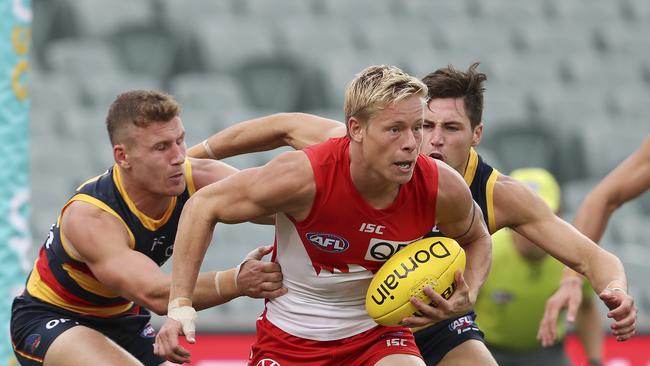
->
[25,161,195,317]
[267,137,439,341]
[428,148,499,237]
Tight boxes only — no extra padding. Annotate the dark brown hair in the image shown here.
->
[106,90,181,145]
[421,62,486,128]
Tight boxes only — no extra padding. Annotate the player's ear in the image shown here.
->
[471,123,483,147]
[348,117,364,143]
[114,144,130,168]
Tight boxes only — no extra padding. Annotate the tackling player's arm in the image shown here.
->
[539,136,650,345]
[155,151,315,363]
[187,112,345,159]
[493,175,636,341]
[189,156,275,226]
[402,160,492,327]
[61,202,267,315]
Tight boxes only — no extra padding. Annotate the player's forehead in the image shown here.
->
[425,98,470,125]
[129,116,185,144]
[371,96,424,124]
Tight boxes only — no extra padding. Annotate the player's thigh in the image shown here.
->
[44,326,143,366]
[374,354,426,366]
[437,339,497,366]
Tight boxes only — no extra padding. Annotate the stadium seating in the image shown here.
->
[29,0,650,332]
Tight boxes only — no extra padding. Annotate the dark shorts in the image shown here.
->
[10,294,164,366]
[414,311,485,366]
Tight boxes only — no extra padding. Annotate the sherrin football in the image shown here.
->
[365,236,466,326]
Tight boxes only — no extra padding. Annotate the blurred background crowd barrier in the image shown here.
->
[26,0,650,333]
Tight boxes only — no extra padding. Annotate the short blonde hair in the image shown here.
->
[106,90,181,145]
[344,65,427,125]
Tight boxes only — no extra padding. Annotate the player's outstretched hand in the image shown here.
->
[599,288,637,341]
[537,278,583,347]
[154,316,194,364]
[237,245,288,299]
[400,270,472,328]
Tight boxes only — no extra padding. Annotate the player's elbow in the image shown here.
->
[185,190,220,226]
[139,292,170,316]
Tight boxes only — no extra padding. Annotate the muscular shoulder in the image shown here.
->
[435,160,473,218]
[493,174,551,230]
[255,150,315,205]
[188,157,239,190]
[62,200,131,261]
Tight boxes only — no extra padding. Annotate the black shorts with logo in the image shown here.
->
[10,294,163,366]
[414,311,485,366]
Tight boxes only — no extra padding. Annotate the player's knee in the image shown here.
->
[438,340,496,366]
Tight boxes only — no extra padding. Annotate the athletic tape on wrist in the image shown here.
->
[214,271,222,298]
[202,139,217,159]
[234,264,242,291]
[606,287,626,294]
[168,297,192,311]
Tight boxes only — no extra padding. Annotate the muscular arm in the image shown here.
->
[538,138,650,345]
[168,151,315,304]
[187,112,346,158]
[493,175,626,293]
[61,202,243,315]
[435,161,492,302]
[188,157,275,225]
[403,161,492,328]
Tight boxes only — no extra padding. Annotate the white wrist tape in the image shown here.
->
[214,271,223,298]
[168,298,197,336]
[215,270,239,296]
[606,287,627,294]
[234,264,242,291]
[234,247,266,291]
[202,139,217,159]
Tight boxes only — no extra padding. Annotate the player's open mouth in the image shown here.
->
[394,161,414,171]
[429,152,444,161]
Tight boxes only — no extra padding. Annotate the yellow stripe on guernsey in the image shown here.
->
[12,343,43,363]
[113,163,179,230]
[26,259,134,316]
[184,159,196,196]
[463,148,479,186]
[62,263,121,298]
[65,194,136,250]
[485,169,499,233]
[76,173,103,191]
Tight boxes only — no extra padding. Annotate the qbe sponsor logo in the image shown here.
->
[364,237,421,261]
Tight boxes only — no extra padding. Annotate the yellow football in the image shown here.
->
[365,236,466,326]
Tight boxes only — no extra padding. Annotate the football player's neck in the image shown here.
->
[118,167,173,219]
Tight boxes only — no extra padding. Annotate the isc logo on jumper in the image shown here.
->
[306,233,349,253]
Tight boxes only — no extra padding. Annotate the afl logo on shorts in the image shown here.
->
[256,359,281,366]
[306,232,349,253]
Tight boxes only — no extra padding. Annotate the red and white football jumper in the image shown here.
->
[266,137,439,341]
